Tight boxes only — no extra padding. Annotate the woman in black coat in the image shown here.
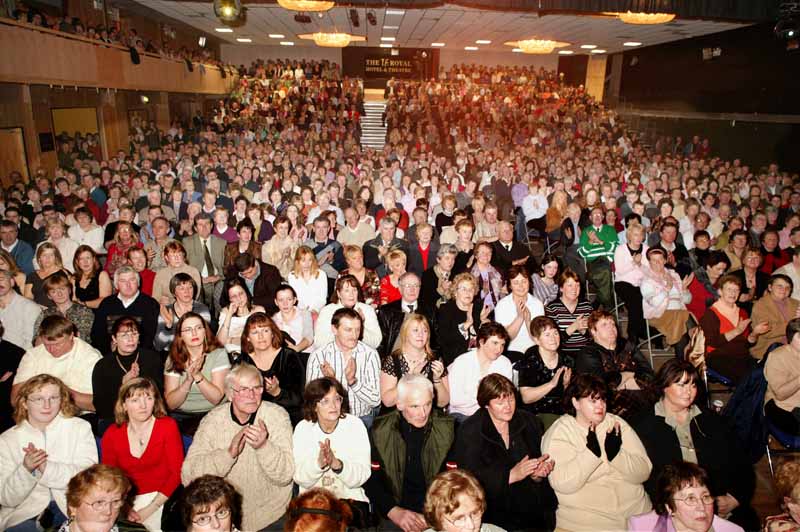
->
[433,272,485,366]
[455,374,557,532]
[630,358,758,531]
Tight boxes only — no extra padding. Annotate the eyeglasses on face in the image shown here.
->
[192,508,231,526]
[674,494,714,507]
[181,325,206,334]
[232,385,264,395]
[84,498,125,512]
[27,395,62,406]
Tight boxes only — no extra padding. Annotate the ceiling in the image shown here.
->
[131,1,750,55]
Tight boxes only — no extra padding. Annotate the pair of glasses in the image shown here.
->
[192,508,231,526]
[674,494,715,507]
[85,499,125,512]
[27,395,61,406]
[232,385,264,395]
[445,511,482,528]
[117,331,139,340]
[181,325,205,334]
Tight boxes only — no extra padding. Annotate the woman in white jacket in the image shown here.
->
[640,247,693,356]
[542,374,652,532]
[292,377,371,508]
[0,374,98,531]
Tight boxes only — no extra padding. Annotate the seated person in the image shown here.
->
[237,313,305,426]
[632,358,756,530]
[0,269,42,350]
[287,246,328,315]
[628,461,744,532]
[181,475,242,532]
[217,277,266,354]
[687,250,731,322]
[307,307,381,427]
[151,241,202,305]
[765,318,800,435]
[434,272,488,366]
[763,460,800,532]
[516,316,574,423]
[12,315,101,413]
[0,322,25,431]
[380,313,449,409]
[545,269,593,359]
[91,265,159,354]
[365,374,454,531]
[101,377,183,530]
[182,363,294,532]
[578,206,617,310]
[230,253,283,315]
[542,374,652,532]
[455,374,557,531]
[292,377,371,508]
[377,272,427,357]
[730,247,769,315]
[751,274,799,359]
[154,273,212,354]
[422,469,506,532]
[447,322,513,421]
[641,247,692,356]
[494,265,545,359]
[313,275,382,351]
[92,317,163,434]
[575,310,654,419]
[272,283,314,356]
[419,244,458,315]
[32,271,94,341]
[164,312,230,435]
[285,488,352,532]
[699,274,769,384]
[0,375,97,531]
[61,464,134,532]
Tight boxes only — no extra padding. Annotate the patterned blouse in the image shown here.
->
[337,268,381,307]
[516,346,574,415]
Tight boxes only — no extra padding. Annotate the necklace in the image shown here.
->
[116,351,139,373]
[128,417,154,450]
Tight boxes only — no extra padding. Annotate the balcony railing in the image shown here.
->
[0,18,237,94]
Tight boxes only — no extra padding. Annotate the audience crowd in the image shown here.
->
[0,58,799,532]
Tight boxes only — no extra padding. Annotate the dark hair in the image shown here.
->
[693,230,710,242]
[563,374,608,416]
[43,270,73,299]
[769,273,794,294]
[476,321,510,347]
[505,264,530,290]
[334,274,364,303]
[111,316,141,337]
[233,252,256,272]
[274,283,298,302]
[717,273,742,290]
[331,307,362,328]
[302,377,350,422]
[477,373,516,408]
[530,316,558,339]
[653,358,699,397]
[653,462,711,515]
[587,309,616,336]
[169,272,198,299]
[220,276,254,311]
[538,253,561,278]
[181,475,242,530]
[240,312,282,353]
[729,228,749,242]
[193,212,213,228]
[39,315,77,340]
[646,246,667,260]
[703,250,731,270]
[557,268,581,289]
[236,218,255,233]
[787,318,800,344]
[167,312,221,373]
[285,488,352,532]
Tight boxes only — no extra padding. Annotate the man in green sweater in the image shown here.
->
[578,207,618,310]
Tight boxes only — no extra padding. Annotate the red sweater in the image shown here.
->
[101,416,183,497]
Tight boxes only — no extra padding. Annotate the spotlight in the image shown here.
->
[140,95,149,104]
[367,11,377,26]
[775,3,800,43]
[213,0,245,24]
[198,36,206,47]
[350,9,360,27]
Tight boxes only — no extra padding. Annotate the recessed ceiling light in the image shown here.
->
[558,50,574,55]
[580,44,597,49]
[381,37,395,41]
[431,42,445,47]
[623,41,642,46]
[236,38,252,42]
[215,28,233,33]
[268,34,285,39]
[512,48,522,52]
[475,39,491,44]
[379,43,393,48]
[385,9,405,15]
[280,41,294,46]
[591,49,606,54]
[464,46,478,51]
[383,25,398,29]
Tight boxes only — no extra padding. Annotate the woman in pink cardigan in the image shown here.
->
[614,222,648,341]
[628,461,743,532]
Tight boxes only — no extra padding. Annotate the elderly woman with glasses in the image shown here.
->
[631,358,757,530]
[182,475,242,532]
[101,377,183,530]
[0,374,98,531]
[422,469,506,532]
[628,462,744,532]
[182,363,294,532]
[57,464,132,532]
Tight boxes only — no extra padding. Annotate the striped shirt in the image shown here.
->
[306,341,381,418]
[578,224,618,262]
[545,298,593,356]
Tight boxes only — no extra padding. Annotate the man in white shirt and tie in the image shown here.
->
[377,272,427,357]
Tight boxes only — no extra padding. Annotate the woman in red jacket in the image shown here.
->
[101,377,183,530]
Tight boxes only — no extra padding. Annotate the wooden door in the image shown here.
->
[0,127,29,187]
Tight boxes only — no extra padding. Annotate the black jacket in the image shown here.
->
[407,239,440,277]
[455,408,557,531]
[376,300,433,358]
[491,239,536,276]
[433,298,483,366]
[631,407,755,507]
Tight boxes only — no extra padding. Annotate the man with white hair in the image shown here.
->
[363,216,409,278]
[365,374,455,532]
[183,363,294,531]
[91,265,160,353]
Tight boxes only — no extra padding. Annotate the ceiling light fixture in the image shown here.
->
[512,48,522,52]
[380,43,393,48]
[431,42,445,47]
[236,37,251,42]
[475,39,491,44]
[213,0,244,23]
[279,41,294,46]
[383,25,399,29]
[381,37,395,41]
[504,38,570,54]
[558,50,574,55]
[623,41,643,46]
[616,11,676,24]
[268,34,285,39]
[580,44,597,49]
[591,49,607,54]
[385,9,405,15]
[276,0,334,12]
[215,28,234,33]
[298,32,366,47]
[464,46,478,50]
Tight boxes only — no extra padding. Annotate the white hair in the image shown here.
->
[397,374,433,406]
[224,363,264,396]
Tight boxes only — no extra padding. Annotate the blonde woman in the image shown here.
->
[435,272,490,365]
[0,375,97,531]
[261,215,297,279]
[25,242,67,306]
[380,313,449,408]
[36,219,79,274]
[287,246,328,315]
[380,249,408,306]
